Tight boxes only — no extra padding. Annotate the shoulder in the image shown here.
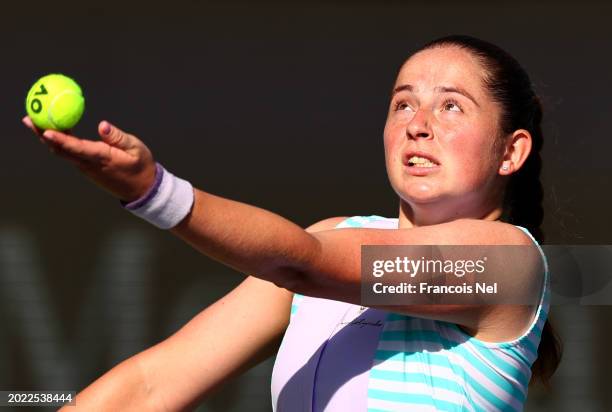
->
[306,215,398,232]
[305,216,350,232]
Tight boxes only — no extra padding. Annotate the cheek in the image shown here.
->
[443,130,498,181]
[383,123,402,159]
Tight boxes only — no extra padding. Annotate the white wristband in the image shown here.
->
[123,163,195,229]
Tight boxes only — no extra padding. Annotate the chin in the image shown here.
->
[404,195,442,205]
[395,187,442,205]
[402,182,439,198]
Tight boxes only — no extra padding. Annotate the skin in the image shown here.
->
[384,46,531,228]
[21,45,537,338]
[380,45,536,337]
[22,45,544,410]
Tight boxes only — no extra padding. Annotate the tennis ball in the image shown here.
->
[25,73,85,131]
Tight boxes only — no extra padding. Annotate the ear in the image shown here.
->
[498,129,532,175]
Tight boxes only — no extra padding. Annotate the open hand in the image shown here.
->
[23,116,157,202]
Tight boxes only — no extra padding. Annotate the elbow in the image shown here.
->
[269,232,322,293]
[269,265,310,294]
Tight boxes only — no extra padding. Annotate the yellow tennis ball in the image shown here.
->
[25,73,85,131]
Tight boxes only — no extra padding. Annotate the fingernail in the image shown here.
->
[43,130,54,141]
[102,123,111,135]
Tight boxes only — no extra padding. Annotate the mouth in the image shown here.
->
[402,151,440,176]
[403,151,440,168]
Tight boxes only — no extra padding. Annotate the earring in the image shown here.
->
[502,164,509,171]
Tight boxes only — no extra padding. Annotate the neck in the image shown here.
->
[397,197,503,229]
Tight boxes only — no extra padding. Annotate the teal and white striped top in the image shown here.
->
[271,215,550,412]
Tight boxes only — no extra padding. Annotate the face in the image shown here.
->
[384,46,505,214]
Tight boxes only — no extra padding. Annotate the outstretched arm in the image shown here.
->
[171,196,539,311]
[24,119,543,333]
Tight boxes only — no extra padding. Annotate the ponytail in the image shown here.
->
[502,96,563,387]
[419,35,563,386]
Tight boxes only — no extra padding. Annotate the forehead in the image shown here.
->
[395,46,488,97]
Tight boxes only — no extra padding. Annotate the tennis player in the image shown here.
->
[24,35,561,411]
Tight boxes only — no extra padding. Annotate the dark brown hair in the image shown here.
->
[415,34,562,386]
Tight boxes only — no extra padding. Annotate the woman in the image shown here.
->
[23,35,561,411]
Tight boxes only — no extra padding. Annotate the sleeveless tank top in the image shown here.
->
[270,216,550,412]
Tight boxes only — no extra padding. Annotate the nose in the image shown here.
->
[406,108,432,140]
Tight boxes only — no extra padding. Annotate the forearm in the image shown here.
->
[170,188,322,288]
[64,276,294,412]
[60,355,162,412]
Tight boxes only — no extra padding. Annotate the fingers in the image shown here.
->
[22,116,43,137]
[41,129,111,164]
[23,116,74,145]
[23,116,83,160]
[98,121,137,151]
[23,116,143,168]
[45,141,90,167]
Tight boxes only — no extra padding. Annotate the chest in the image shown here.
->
[271,296,388,411]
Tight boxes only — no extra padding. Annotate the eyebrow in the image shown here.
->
[391,84,480,107]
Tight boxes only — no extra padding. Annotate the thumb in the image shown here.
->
[98,121,137,150]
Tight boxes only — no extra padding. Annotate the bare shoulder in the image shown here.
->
[406,218,544,324]
[305,216,350,232]
[440,219,544,341]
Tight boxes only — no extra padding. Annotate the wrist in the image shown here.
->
[121,163,195,229]
[121,163,164,209]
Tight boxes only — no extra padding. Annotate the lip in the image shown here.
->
[403,150,440,166]
[402,150,441,176]
[404,164,441,176]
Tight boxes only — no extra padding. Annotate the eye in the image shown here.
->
[442,98,462,112]
[394,101,413,111]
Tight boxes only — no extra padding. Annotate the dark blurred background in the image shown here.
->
[2,0,611,410]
